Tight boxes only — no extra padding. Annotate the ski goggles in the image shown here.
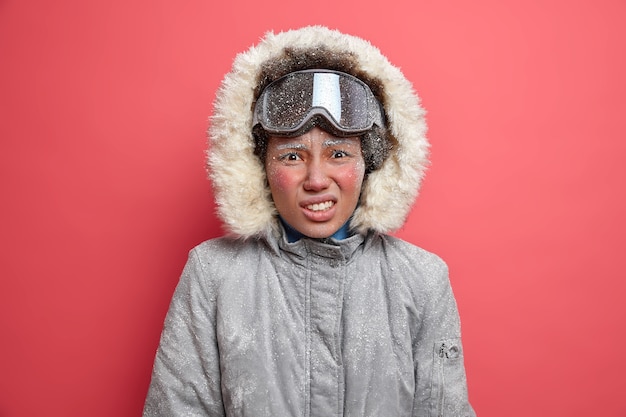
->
[253,69,385,137]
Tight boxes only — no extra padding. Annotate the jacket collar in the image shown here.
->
[265,222,367,266]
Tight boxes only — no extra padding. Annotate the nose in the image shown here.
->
[303,160,331,191]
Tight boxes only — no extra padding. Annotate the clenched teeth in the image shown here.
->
[306,201,334,212]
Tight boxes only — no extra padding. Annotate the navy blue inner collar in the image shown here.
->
[280,217,353,243]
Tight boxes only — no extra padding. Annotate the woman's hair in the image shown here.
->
[251,46,392,174]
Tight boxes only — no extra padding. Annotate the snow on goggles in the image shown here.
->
[253,69,385,137]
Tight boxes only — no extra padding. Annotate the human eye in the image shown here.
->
[278,152,303,162]
[324,137,360,160]
[331,149,350,159]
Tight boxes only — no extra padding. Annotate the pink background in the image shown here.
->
[1,0,625,415]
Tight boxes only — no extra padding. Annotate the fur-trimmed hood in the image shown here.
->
[208,26,429,238]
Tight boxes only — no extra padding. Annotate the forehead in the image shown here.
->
[267,129,361,150]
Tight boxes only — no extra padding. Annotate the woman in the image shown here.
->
[144,26,475,417]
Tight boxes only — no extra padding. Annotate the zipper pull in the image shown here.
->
[438,342,460,359]
[438,343,448,358]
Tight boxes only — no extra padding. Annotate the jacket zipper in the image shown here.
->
[437,343,447,417]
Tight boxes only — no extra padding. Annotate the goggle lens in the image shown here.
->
[254,70,383,136]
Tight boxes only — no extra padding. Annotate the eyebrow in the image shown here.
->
[273,137,358,151]
[274,142,307,151]
[322,138,357,148]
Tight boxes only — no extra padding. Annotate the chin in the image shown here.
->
[301,225,340,239]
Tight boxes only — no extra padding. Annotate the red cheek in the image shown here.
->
[339,163,365,184]
[267,166,294,192]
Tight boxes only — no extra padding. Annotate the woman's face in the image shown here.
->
[265,127,365,239]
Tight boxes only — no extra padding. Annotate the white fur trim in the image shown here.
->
[208,26,429,238]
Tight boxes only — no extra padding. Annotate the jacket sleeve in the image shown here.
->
[411,257,476,417]
[143,248,226,417]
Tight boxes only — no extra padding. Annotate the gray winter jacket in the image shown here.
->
[144,26,475,416]
[144,229,475,416]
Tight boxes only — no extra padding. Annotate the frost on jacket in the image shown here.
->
[143,25,476,417]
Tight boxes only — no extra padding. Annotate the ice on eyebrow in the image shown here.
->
[323,138,358,147]
[275,142,307,151]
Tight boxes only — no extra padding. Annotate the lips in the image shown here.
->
[300,197,337,222]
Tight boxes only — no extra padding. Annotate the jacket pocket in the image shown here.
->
[431,338,472,417]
